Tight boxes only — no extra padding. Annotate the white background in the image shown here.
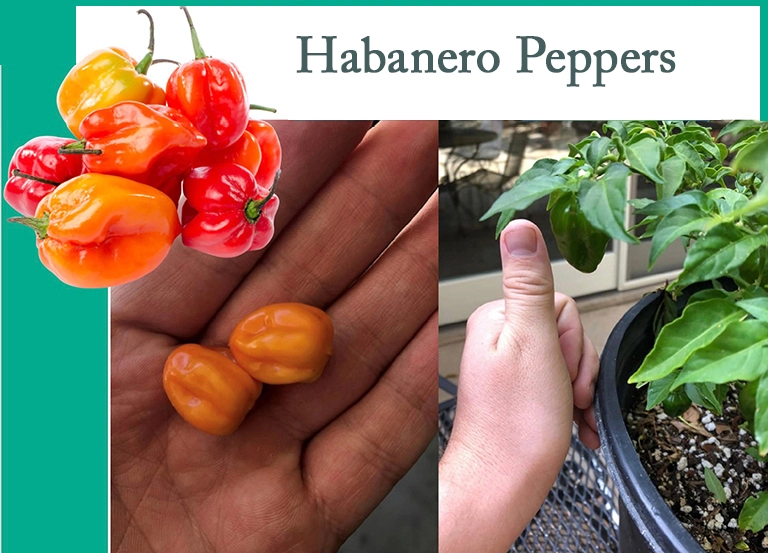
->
[77,6,760,120]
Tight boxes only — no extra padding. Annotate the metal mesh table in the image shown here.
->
[438,376,620,552]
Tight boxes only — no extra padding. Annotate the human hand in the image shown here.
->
[439,220,599,553]
[111,121,438,553]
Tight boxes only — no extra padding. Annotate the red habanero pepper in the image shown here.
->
[247,121,282,187]
[165,7,249,150]
[4,137,83,217]
[62,101,206,188]
[182,163,279,258]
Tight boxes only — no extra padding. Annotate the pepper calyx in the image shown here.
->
[244,170,280,224]
[8,211,50,240]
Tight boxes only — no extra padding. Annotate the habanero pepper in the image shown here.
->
[193,128,262,175]
[247,120,282,187]
[62,101,207,187]
[164,344,262,436]
[229,303,334,385]
[191,121,282,184]
[4,136,83,217]
[165,7,250,150]
[57,10,164,138]
[9,173,180,288]
[181,163,279,258]
[548,191,610,274]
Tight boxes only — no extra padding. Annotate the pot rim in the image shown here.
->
[595,290,705,553]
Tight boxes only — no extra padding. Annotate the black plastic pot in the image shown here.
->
[595,291,705,553]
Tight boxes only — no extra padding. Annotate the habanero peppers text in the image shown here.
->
[297,36,676,87]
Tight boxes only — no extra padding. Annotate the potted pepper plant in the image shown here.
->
[482,120,768,552]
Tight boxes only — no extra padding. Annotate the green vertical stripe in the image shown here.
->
[1,4,107,553]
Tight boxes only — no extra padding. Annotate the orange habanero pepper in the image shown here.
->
[229,303,334,385]
[9,173,180,288]
[163,344,262,436]
[57,10,165,138]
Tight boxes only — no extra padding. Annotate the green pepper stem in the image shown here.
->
[58,140,101,155]
[8,212,50,240]
[134,9,156,75]
[250,103,277,114]
[180,6,206,60]
[11,169,60,187]
[244,170,280,224]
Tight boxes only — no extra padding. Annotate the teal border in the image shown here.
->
[0,3,764,552]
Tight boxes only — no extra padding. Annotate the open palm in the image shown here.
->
[111,121,437,553]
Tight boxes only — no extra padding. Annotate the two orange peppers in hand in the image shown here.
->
[6,7,281,288]
[164,303,334,436]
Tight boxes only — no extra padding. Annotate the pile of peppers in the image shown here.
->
[4,7,281,288]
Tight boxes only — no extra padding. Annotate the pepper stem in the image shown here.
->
[180,6,206,59]
[151,59,181,67]
[58,140,102,156]
[8,212,50,240]
[250,103,277,114]
[134,9,156,75]
[244,170,280,224]
[11,169,60,187]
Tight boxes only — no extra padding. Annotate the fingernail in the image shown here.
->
[504,225,538,257]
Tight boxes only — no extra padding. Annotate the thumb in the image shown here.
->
[498,220,557,344]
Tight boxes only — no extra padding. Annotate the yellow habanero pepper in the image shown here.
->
[57,10,165,138]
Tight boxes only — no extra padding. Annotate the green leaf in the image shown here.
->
[704,467,727,503]
[649,206,716,268]
[685,382,727,415]
[604,120,627,140]
[673,141,706,180]
[494,210,516,239]
[707,188,749,215]
[736,298,768,322]
[659,156,685,199]
[674,223,768,289]
[481,174,566,220]
[687,288,730,304]
[739,492,768,533]
[551,158,577,176]
[705,165,732,186]
[586,137,612,169]
[629,198,654,210]
[733,132,768,180]
[720,120,761,139]
[646,372,678,409]
[626,137,664,184]
[578,163,638,244]
[740,379,758,429]
[531,158,558,172]
[628,299,745,384]
[638,191,715,217]
[756,371,768,456]
[673,319,768,388]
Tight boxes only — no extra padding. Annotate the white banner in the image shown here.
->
[77,6,760,120]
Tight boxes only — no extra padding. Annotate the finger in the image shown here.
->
[249,194,437,439]
[573,331,599,410]
[203,120,437,342]
[578,406,600,449]
[303,312,437,540]
[497,220,558,348]
[111,121,372,340]
[554,292,584,383]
